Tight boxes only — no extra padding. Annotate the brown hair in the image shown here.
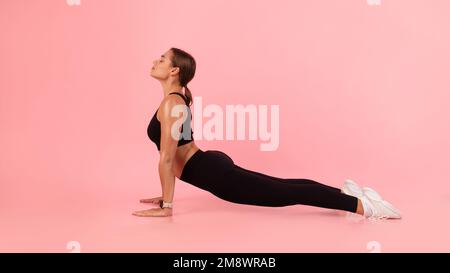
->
[169,47,196,107]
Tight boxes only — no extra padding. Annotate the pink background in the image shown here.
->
[1,0,450,252]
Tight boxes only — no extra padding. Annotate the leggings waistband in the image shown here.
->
[180,149,205,181]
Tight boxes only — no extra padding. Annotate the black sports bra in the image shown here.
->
[147,92,194,151]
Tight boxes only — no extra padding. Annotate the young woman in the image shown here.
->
[132,47,402,220]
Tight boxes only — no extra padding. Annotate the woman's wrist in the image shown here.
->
[159,200,173,209]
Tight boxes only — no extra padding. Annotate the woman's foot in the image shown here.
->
[342,179,402,219]
[341,179,363,198]
[360,187,402,219]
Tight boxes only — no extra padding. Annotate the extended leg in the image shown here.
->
[217,164,358,213]
[233,164,342,193]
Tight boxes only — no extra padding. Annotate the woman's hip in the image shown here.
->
[180,149,234,184]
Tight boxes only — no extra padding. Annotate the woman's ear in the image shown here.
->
[170,66,180,75]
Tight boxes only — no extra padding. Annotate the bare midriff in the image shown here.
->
[167,142,200,179]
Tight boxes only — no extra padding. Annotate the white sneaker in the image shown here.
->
[341,179,363,198]
[361,187,402,219]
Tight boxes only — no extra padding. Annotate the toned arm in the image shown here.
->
[158,95,187,203]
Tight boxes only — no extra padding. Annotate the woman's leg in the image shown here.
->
[218,164,358,213]
[181,150,358,214]
[233,165,342,193]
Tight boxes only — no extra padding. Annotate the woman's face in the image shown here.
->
[150,50,177,80]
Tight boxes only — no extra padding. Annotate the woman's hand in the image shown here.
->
[139,196,163,204]
[132,207,172,217]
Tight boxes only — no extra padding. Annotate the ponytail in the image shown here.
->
[184,85,193,107]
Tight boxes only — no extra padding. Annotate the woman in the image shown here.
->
[132,47,402,220]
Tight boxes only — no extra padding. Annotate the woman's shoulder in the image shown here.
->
[158,95,190,121]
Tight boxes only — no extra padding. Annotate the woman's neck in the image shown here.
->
[161,82,184,98]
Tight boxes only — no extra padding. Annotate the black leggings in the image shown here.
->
[180,149,358,213]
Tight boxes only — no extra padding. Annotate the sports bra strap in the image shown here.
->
[169,92,188,105]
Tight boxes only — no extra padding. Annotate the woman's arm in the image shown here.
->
[131,96,187,217]
[158,96,187,204]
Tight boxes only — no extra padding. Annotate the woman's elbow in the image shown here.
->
[159,153,174,166]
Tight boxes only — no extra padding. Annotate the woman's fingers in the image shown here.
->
[132,208,166,217]
[132,210,144,216]
[140,197,162,203]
